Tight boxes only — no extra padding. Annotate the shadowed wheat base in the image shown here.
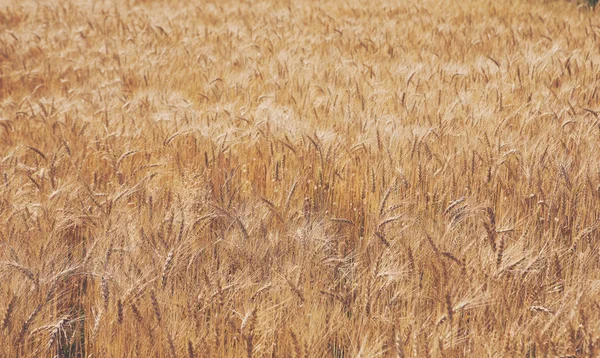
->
[1,0,600,356]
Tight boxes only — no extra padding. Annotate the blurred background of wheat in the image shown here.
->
[1,0,600,356]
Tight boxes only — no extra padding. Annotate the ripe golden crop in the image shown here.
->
[1,0,600,356]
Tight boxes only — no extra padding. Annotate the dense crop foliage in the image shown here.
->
[1,0,600,356]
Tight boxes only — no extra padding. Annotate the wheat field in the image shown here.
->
[1,0,600,356]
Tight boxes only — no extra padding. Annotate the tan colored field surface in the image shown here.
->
[2,0,600,356]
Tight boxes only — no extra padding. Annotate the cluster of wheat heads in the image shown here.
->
[1,0,600,356]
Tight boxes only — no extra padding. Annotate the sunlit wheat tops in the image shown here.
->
[1,0,600,356]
